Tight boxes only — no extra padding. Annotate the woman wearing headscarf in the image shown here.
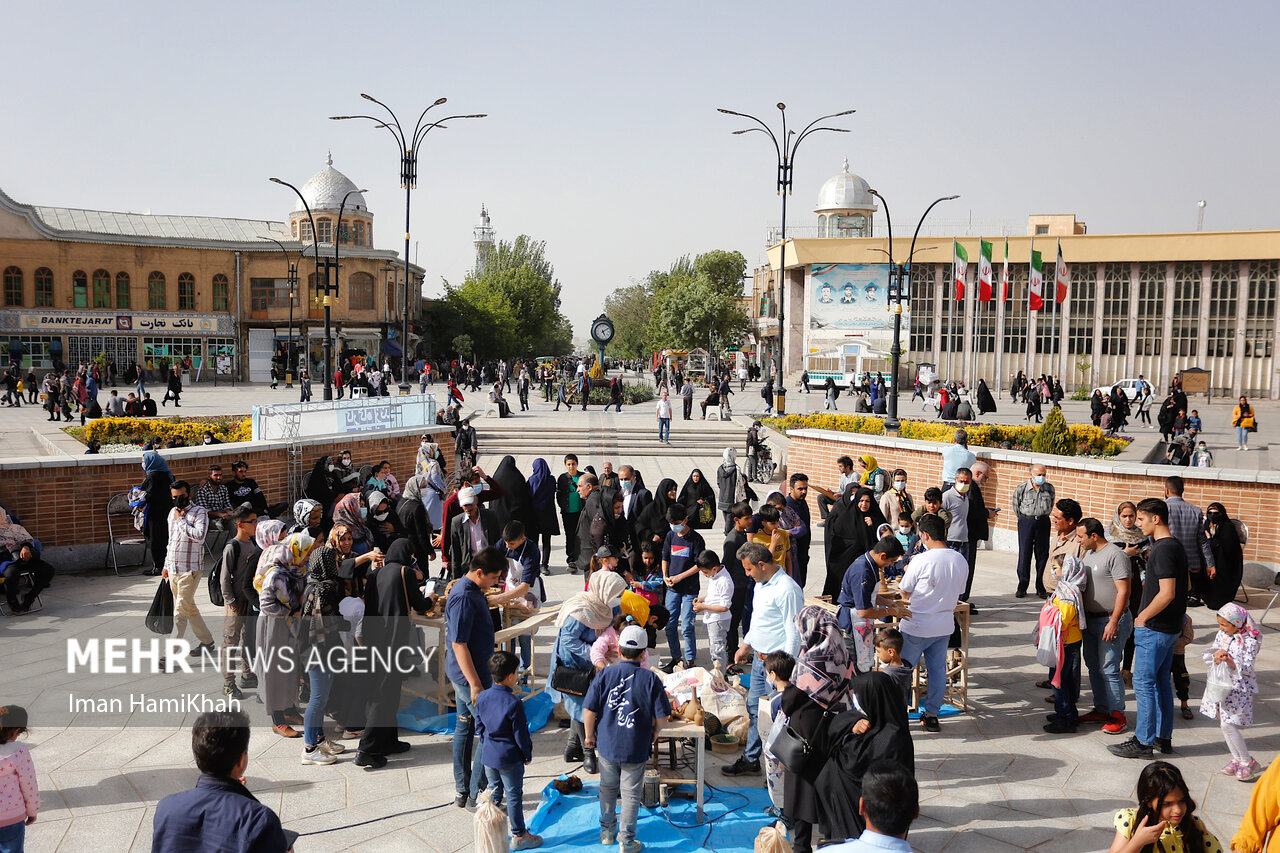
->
[303,455,339,515]
[527,458,559,574]
[635,478,678,553]
[1202,502,1244,610]
[357,539,434,767]
[490,455,534,536]
[1106,501,1148,683]
[781,605,855,853]
[296,545,348,764]
[823,486,887,601]
[255,531,316,738]
[408,459,449,532]
[716,447,748,534]
[817,670,915,841]
[975,378,997,416]
[291,498,324,538]
[140,450,173,574]
[854,454,888,500]
[678,468,716,531]
[415,436,446,479]
[332,492,372,554]
[396,478,436,575]
[365,491,403,554]
[549,570,627,768]
[587,491,634,569]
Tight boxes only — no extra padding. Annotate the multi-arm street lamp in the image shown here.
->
[263,237,305,388]
[269,177,335,399]
[332,187,368,396]
[331,94,485,393]
[865,189,959,432]
[718,102,855,415]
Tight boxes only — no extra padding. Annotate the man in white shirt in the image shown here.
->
[898,514,968,732]
[655,389,672,444]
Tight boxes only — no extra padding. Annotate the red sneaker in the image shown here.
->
[1102,712,1128,735]
[1078,710,1111,724]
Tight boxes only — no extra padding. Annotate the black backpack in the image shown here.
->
[209,539,250,607]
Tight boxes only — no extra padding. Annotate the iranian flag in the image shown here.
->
[1055,243,1070,304]
[1028,249,1044,310]
[953,240,968,301]
[1000,238,1011,301]
[978,239,994,301]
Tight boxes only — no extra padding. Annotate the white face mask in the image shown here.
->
[893,480,906,491]
[955,483,970,494]
[374,511,389,522]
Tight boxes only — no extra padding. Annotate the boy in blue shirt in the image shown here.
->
[661,504,705,672]
[584,625,672,853]
[475,650,542,850]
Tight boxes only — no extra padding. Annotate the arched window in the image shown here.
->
[178,273,196,311]
[349,272,375,310]
[116,272,131,309]
[2,266,21,307]
[92,269,111,308]
[34,268,53,307]
[73,270,88,307]
[148,272,166,310]
[212,274,229,312]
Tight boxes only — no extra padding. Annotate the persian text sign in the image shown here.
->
[339,405,393,433]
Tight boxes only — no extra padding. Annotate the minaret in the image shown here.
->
[473,204,495,275]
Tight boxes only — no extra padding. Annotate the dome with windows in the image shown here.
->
[297,152,368,212]
[815,158,875,214]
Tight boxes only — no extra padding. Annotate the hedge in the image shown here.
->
[585,383,655,405]
[763,412,1129,458]
[80,415,252,446]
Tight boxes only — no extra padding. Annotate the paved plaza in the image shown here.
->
[5,379,1278,852]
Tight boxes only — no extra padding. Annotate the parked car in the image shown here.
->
[1093,378,1147,401]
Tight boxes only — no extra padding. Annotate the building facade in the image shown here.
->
[749,164,1280,399]
[0,155,422,383]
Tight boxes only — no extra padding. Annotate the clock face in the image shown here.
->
[592,320,614,343]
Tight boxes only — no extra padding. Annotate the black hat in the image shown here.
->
[0,705,28,729]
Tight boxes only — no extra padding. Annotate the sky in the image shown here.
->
[4,0,1278,339]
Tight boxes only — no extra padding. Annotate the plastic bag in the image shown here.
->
[755,822,794,853]
[1203,652,1235,705]
[473,789,508,853]
[145,578,174,634]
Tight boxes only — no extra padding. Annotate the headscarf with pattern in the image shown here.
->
[332,492,370,541]
[293,498,321,530]
[795,604,855,712]
[254,531,315,599]
[1217,603,1261,639]
[1054,555,1089,632]
[254,519,285,550]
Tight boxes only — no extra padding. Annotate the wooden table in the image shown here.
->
[653,719,707,821]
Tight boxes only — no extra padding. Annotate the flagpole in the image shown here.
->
[994,237,1005,398]
[1026,235,1034,381]
[947,240,954,381]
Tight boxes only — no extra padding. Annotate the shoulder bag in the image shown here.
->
[771,704,832,777]
[551,644,596,697]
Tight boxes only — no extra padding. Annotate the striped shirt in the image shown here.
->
[164,504,208,574]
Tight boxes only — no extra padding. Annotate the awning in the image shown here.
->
[382,339,403,357]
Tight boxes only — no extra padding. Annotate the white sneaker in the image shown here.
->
[319,738,346,755]
[301,747,337,765]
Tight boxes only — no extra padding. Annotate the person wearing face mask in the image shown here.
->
[660,504,706,673]
[331,492,373,555]
[365,492,403,553]
[1189,442,1213,468]
[161,481,215,662]
[1012,464,1056,600]
[1200,503,1243,611]
[878,469,915,528]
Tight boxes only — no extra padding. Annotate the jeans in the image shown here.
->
[304,667,334,747]
[0,819,24,853]
[658,417,670,442]
[902,632,950,716]
[1015,515,1050,594]
[1133,626,1179,744]
[1237,426,1249,446]
[1082,611,1132,713]
[743,654,768,763]
[664,589,696,663]
[450,680,488,799]
[599,757,646,845]
[1054,640,1082,725]
[486,762,528,836]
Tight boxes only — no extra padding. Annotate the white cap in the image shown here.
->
[458,486,477,506]
[618,625,648,650]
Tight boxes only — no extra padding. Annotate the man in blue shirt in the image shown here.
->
[661,504,705,672]
[584,625,672,853]
[446,546,505,810]
[152,709,297,853]
[939,428,976,488]
[821,760,920,852]
[838,538,905,674]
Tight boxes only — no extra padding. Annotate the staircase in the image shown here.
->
[473,412,745,460]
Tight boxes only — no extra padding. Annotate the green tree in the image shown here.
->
[1031,406,1073,456]
[693,249,747,294]
[452,334,474,361]
[645,272,749,352]
[605,282,655,358]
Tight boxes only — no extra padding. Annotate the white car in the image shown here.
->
[1093,378,1147,401]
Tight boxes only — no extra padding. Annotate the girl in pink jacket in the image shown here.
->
[0,705,39,852]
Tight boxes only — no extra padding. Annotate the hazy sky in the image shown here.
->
[4,1,1277,337]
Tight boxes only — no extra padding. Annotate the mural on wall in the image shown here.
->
[808,264,907,355]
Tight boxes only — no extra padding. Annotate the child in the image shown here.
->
[759,651,795,819]
[592,597,654,670]
[889,518,918,581]
[1201,603,1261,782]
[631,541,664,607]
[751,503,791,575]
[1173,614,1195,721]
[1041,559,1086,735]
[496,521,544,673]
[661,504,705,671]
[875,628,912,705]
[0,706,38,852]
[584,625,672,853]
[475,651,542,850]
[692,550,733,671]
[1109,760,1221,853]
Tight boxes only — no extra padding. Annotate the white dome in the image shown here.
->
[815,158,876,213]
[297,153,368,213]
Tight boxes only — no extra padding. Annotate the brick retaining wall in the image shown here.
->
[787,429,1279,581]
[0,425,455,552]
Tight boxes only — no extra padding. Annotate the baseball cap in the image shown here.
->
[594,544,620,560]
[618,625,648,651]
[458,486,477,506]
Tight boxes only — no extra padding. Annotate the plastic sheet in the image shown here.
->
[396,690,555,735]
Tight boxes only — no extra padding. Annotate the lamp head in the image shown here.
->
[360,93,376,102]
[329,115,349,121]
[434,97,447,106]
[776,102,787,111]
[269,177,284,185]
[945,195,960,201]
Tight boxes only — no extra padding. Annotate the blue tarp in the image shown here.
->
[527,779,776,853]
[396,690,555,736]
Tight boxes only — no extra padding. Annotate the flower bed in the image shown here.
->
[75,414,252,446]
[762,413,1130,457]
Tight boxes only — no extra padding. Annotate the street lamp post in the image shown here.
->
[264,238,303,388]
[332,187,368,397]
[866,189,959,432]
[269,178,333,399]
[332,95,486,393]
[718,103,855,415]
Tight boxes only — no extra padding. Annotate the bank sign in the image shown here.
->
[17,313,225,333]
[339,405,393,433]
